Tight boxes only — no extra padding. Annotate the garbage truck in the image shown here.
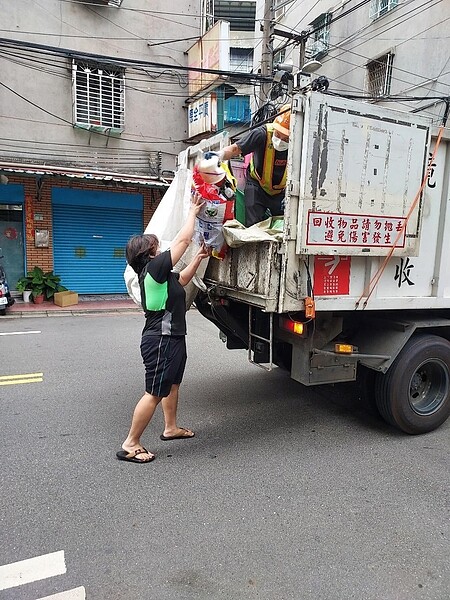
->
[180,90,450,435]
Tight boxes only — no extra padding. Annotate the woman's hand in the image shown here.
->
[190,190,205,216]
[196,243,209,261]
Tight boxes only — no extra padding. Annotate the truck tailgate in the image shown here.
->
[204,241,281,311]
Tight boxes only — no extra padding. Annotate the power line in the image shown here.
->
[0,80,189,145]
[272,0,448,109]
[0,29,201,43]
[58,0,202,27]
[0,37,270,84]
[324,5,449,100]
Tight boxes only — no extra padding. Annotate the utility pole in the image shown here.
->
[259,0,274,104]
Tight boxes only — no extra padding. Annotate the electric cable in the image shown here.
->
[0,37,271,84]
[313,0,446,94]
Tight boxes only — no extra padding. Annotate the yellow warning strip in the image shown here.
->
[0,373,43,386]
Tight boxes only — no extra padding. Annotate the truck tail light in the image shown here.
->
[280,317,305,336]
[335,343,354,354]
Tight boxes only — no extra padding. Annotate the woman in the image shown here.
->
[117,192,208,463]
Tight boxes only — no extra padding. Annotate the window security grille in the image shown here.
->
[72,61,124,131]
[148,152,162,177]
[306,13,331,59]
[366,53,394,98]
[201,0,214,34]
[230,48,254,73]
[370,0,398,19]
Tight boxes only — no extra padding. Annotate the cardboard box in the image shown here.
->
[54,291,78,307]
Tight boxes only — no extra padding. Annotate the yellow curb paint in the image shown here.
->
[0,379,43,386]
[0,373,43,380]
[0,373,43,385]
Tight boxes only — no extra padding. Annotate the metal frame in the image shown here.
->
[248,306,274,371]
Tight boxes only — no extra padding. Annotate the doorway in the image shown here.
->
[0,203,24,290]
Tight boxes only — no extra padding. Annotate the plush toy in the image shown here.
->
[192,154,236,259]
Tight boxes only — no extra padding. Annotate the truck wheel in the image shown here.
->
[0,308,6,316]
[375,334,450,434]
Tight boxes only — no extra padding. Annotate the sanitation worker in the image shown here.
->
[217,105,291,227]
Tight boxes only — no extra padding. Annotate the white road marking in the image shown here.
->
[37,586,86,600]
[0,550,66,591]
[0,330,41,336]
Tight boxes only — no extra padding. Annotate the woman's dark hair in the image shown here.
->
[126,234,159,274]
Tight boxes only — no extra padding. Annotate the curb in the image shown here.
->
[2,307,141,318]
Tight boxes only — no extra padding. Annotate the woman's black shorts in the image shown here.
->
[140,335,187,397]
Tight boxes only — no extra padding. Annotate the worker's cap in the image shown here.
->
[197,155,226,185]
[273,105,291,138]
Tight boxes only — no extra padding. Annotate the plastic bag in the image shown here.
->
[192,165,234,260]
[124,162,207,308]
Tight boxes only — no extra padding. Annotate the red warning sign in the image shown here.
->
[313,256,351,296]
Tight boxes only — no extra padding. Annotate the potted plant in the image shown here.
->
[16,267,67,304]
[16,276,33,302]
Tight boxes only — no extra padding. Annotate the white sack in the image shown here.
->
[124,162,208,308]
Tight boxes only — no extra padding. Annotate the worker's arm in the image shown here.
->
[220,143,243,161]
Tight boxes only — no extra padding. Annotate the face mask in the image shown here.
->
[272,135,289,152]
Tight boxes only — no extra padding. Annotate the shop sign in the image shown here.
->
[187,21,230,97]
[187,94,218,138]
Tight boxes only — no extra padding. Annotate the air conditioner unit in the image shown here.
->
[305,40,327,59]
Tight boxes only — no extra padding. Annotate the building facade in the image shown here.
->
[267,0,449,125]
[0,0,202,293]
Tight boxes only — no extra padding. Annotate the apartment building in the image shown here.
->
[0,0,201,293]
[268,0,449,124]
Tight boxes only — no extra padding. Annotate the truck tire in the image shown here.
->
[357,365,381,417]
[374,334,450,434]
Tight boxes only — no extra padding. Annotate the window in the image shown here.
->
[370,0,398,19]
[230,48,254,73]
[366,52,394,98]
[274,0,295,21]
[224,95,251,124]
[72,61,125,131]
[306,13,331,59]
[214,1,256,32]
[273,49,286,67]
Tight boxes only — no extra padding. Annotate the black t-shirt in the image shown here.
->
[139,250,187,337]
[236,124,288,187]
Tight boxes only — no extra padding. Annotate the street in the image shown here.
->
[1,311,449,600]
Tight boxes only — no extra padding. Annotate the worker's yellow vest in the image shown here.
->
[249,124,287,196]
[221,160,237,192]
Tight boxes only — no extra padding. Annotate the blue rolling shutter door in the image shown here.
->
[52,189,143,293]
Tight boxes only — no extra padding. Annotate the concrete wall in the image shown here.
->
[257,0,449,125]
[0,0,202,175]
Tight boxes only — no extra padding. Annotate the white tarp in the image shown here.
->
[223,217,284,247]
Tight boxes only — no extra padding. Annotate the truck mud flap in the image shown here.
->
[194,292,248,350]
